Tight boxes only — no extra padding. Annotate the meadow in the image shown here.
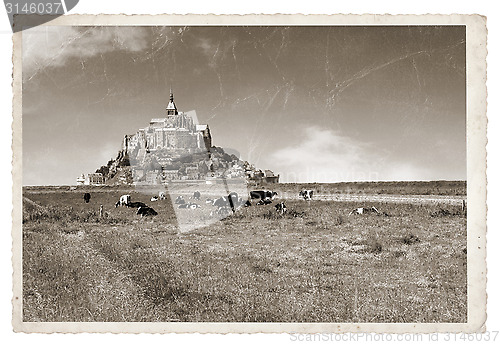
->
[22,184,467,323]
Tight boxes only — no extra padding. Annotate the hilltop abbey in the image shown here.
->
[122,90,212,160]
[78,90,279,185]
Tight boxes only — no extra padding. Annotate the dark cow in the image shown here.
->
[243,200,252,207]
[137,206,158,217]
[275,201,287,215]
[299,190,314,200]
[192,191,201,200]
[250,190,278,200]
[126,201,148,209]
[83,193,91,203]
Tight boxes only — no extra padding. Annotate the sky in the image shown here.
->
[22,25,466,185]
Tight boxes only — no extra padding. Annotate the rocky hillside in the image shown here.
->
[95,146,277,185]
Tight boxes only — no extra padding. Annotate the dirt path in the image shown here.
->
[286,194,466,205]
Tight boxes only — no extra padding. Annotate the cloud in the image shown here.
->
[22,26,149,80]
[268,127,431,183]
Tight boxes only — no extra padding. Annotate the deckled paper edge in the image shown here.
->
[11,13,487,334]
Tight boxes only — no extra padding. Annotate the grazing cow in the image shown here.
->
[244,200,252,207]
[137,206,158,217]
[211,192,239,212]
[349,206,380,216]
[178,203,201,210]
[126,201,148,209]
[192,191,201,200]
[256,198,273,206]
[83,193,91,203]
[151,196,159,202]
[299,190,314,200]
[159,191,166,200]
[275,201,287,215]
[175,196,185,204]
[250,190,278,201]
[212,196,229,208]
[115,194,131,207]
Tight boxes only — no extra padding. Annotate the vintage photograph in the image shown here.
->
[12,15,487,333]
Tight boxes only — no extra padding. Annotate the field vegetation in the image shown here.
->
[22,185,467,322]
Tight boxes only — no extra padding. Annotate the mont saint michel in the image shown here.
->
[78,90,279,185]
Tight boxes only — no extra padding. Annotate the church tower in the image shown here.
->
[166,88,178,115]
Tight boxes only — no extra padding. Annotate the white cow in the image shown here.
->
[299,190,314,200]
[115,194,131,207]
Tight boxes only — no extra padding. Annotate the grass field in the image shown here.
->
[22,184,467,323]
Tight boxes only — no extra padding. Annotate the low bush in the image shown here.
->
[401,233,420,245]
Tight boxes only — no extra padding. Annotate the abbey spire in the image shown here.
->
[166,88,178,115]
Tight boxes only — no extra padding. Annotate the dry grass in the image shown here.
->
[22,187,467,323]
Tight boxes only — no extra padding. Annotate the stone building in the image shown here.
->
[122,90,212,162]
[76,173,105,185]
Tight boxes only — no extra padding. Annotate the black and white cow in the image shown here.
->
[137,206,158,217]
[256,198,273,206]
[212,196,229,208]
[211,192,241,213]
[192,191,201,200]
[115,194,130,207]
[250,190,278,201]
[158,191,167,200]
[348,206,380,216]
[83,193,91,203]
[178,203,201,210]
[299,190,314,200]
[275,201,287,215]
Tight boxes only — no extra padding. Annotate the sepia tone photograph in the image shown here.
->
[12,14,487,333]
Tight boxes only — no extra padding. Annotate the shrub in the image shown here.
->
[367,241,383,254]
[401,233,420,245]
[431,208,452,217]
[430,207,466,218]
[333,215,344,226]
[287,210,306,218]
